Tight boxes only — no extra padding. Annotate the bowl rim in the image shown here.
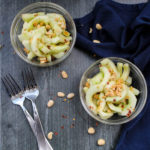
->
[10,2,76,67]
[79,57,148,125]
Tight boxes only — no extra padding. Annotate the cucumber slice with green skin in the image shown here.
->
[121,64,130,81]
[53,52,65,59]
[129,87,140,96]
[90,72,103,85]
[22,40,31,51]
[118,90,137,116]
[86,67,110,114]
[107,102,123,113]
[50,44,69,54]
[46,55,51,62]
[101,58,119,78]
[117,62,123,77]
[126,76,132,86]
[19,27,46,41]
[22,12,45,22]
[31,34,45,57]
[49,18,62,35]
[99,66,111,89]
[42,35,65,45]
[106,84,127,103]
[38,42,50,54]
[83,87,88,93]
[47,13,66,29]
[27,51,36,60]
[97,93,114,120]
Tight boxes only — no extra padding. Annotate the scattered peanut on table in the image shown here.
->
[61,71,68,79]
[67,93,75,99]
[88,127,95,135]
[47,100,54,108]
[96,23,102,30]
[57,92,65,97]
[47,132,53,140]
[97,139,105,146]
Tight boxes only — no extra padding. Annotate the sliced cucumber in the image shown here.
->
[97,93,114,120]
[118,90,137,116]
[126,76,132,86]
[50,44,69,54]
[121,64,130,81]
[117,62,123,77]
[22,12,45,22]
[31,34,45,57]
[101,58,119,78]
[90,72,103,85]
[53,52,65,59]
[129,87,140,96]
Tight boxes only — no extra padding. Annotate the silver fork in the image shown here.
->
[22,69,53,150]
[2,74,53,150]
[2,74,36,135]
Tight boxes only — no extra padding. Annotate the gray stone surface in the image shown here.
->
[0,0,147,150]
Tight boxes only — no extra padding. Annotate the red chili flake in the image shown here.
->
[126,110,132,117]
[107,82,109,85]
[62,114,67,119]
[113,99,116,102]
[121,105,124,108]
[54,132,58,136]
[1,32,4,35]
[61,126,64,129]
[96,122,99,126]
[70,123,75,128]
[89,106,93,109]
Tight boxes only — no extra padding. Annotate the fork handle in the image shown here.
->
[32,102,53,150]
[21,105,36,135]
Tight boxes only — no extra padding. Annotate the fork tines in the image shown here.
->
[2,74,22,97]
[22,68,37,90]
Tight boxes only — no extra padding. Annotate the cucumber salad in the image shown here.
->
[18,12,72,63]
[84,58,140,120]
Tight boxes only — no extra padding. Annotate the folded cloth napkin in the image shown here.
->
[74,0,150,150]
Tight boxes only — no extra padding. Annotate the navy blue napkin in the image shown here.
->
[74,0,150,149]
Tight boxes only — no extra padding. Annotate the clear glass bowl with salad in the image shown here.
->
[80,57,147,125]
[10,2,76,67]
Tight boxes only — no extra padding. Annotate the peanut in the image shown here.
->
[96,23,102,30]
[97,139,105,146]
[88,127,95,135]
[47,100,54,108]
[93,40,101,43]
[67,93,75,99]
[47,132,53,140]
[57,92,65,97]
[61,71,68,79]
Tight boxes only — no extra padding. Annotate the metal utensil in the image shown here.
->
[22,69,53,150]
[2,73,53,150]
[2,74,36,134]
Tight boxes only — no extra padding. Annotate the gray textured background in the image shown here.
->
[0,0,148,150]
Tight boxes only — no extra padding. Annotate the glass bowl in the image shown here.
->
[10,2,76,67]
[79,57,147,125]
